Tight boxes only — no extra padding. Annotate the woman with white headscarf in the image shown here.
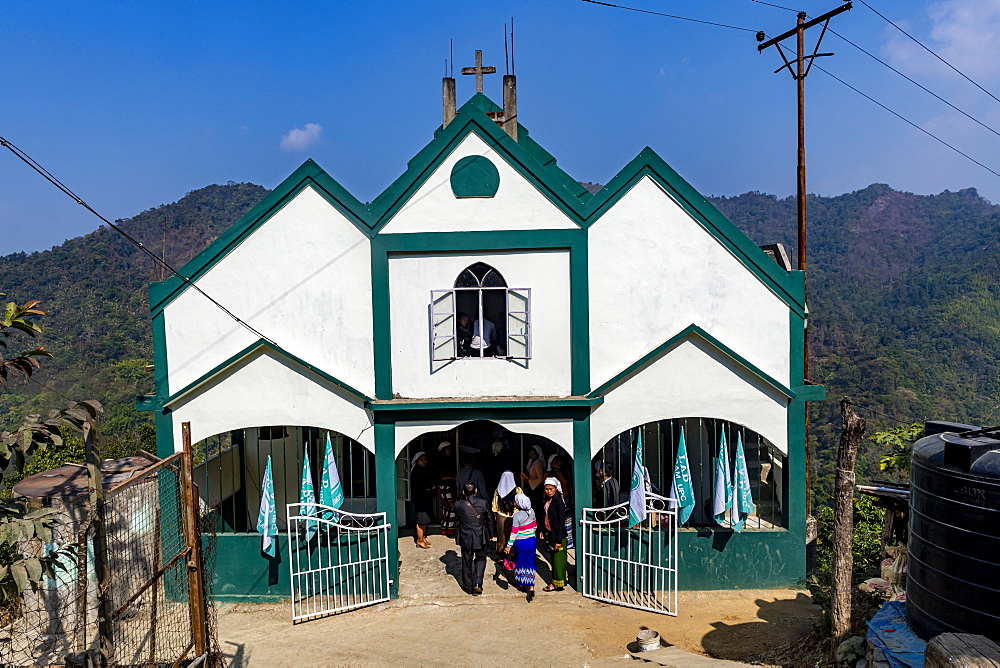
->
[409,452,435,549]
[522,444,546,517]
[539,477,568,591]
[504,493,537,602]
[491,471,522,566]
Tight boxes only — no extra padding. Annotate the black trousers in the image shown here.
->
[460,545,487,591]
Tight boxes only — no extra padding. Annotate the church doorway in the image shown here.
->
[393,420,576,597]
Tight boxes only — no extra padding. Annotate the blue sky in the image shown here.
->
[3,1,1000,253]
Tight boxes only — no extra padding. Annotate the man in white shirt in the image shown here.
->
[471,317,496,356]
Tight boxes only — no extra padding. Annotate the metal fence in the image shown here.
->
[1,439,221,667]
[580,492,678,616]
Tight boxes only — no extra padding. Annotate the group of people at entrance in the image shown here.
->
[409,442,571,602]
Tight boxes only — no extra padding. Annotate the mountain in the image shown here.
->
[0,183,269,440]
[3,181,999,505]
[712,185,1000,501]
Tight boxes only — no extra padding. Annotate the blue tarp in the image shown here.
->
[867,601,927,668]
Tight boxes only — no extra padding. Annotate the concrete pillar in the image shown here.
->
[442,77,456,128]
[374,420,399,598]
[502,74,517,141]
[572,414,592,590]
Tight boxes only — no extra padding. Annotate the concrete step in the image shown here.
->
[631,646,754,667]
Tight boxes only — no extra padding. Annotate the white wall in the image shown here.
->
[388,250,573,398]
[393,418,574,458]
[167,347,375,453]
[163,185,375,397]
[588,176,790,390]
[378,134,578,235]
[589,338,789,457]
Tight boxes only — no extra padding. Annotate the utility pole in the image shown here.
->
[757,1,851,517]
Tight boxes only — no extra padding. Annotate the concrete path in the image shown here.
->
[216,538,817,666]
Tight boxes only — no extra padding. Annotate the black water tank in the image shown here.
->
[907,421,1000,641]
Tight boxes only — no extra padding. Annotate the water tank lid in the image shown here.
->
[942,431,1000,474]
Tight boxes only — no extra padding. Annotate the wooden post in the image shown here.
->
[831,397,865,645]
[74,533,88,653]
[148,505,161,664]
[181,422,208,658]
[84,421,114,662]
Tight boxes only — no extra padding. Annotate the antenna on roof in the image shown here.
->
[511,17,515,75]
[504,23,510,76]
[450,39,454,78]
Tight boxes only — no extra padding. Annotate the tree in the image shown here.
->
[0,292,102,595]
[870,422,924,474]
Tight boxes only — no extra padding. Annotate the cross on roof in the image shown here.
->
[461,50,496,94]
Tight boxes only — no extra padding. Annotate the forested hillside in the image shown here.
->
[713,185,1000,502]
[3,181,998,505]
[0,183,268,444]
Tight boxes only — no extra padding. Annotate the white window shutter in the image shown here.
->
[430,289,456,361]
[506,288,531,359]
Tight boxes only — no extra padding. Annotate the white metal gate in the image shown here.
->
[579,492,678,615]
[287,503,392,622]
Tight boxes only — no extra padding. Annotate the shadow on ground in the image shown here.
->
[700,592,818,661]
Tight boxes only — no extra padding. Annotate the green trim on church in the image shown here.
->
[149,93,803,320]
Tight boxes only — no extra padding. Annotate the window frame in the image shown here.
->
[429,263,532,361]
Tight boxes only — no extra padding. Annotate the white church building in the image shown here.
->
[140,69,821,604]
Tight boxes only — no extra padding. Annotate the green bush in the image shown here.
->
[815,494,885,578]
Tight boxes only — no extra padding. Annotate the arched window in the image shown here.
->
[430,263,531,361]
[592,418,784,529]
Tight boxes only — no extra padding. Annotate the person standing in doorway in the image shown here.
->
[454,483,493,595]
[522,445,546,516]
[539,478,568,591]
[456,457,487,501]
[435,441,458,537]
[595,461,620,508]
[492,470,522,565]
[504,493,537,602]
[409,452,435,549]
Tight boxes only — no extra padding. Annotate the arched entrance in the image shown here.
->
[393,420,575,596]
[591,417,784,529]
[191,425,376,533]
[190,424,389,619]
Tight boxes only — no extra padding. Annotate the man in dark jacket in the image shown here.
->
[454,482,493,595]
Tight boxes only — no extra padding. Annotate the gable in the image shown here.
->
[588,176,793,389]
[377,133,579,234]
[161,185,374,396]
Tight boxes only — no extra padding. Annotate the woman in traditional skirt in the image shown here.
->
[547,454,574,549]
[491,470,521,566]
[539,477,568,591]
[409,452,435,549]
[504,493,537,602]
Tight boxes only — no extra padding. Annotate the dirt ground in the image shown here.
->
[216,539,819,666]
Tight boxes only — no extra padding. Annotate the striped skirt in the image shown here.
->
[510,535,536,588]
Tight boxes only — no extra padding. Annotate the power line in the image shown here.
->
[750,0,798,12]
[826,27,1000,141]
[746,0,1000,140]
[813,64,1000,180]
[857,0,1000,107]
[581,0,759,33]
[0,136,280,350]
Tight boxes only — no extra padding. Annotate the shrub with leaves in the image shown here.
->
[0,292,102,603]
[870,422,924,474]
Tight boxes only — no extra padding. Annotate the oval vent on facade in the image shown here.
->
[450,156,500,198]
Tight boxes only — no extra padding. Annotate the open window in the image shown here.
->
[429,262,531,361]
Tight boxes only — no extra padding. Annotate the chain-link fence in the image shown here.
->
[1,451,223,667]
